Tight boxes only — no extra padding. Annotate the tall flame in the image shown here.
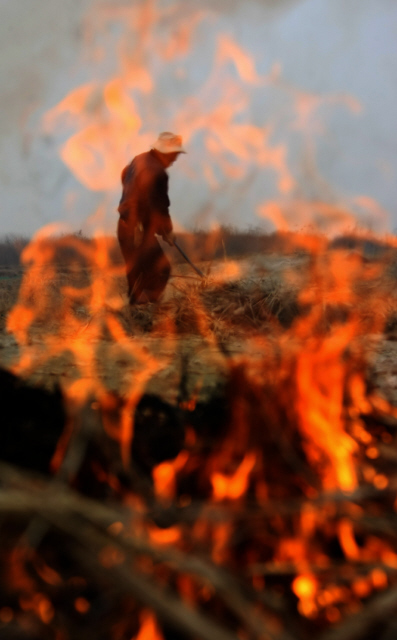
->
[38,0,377,234]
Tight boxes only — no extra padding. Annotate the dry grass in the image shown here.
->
[1,229,397,341]
[0,269,24,331]
[2,242,397,343]
[1,231,397,395]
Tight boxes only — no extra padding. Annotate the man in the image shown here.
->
[117,131,186,304]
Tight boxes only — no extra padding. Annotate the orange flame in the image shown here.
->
[211,452,256,501]
[41,1,302,230]
[294,329,358,491]
[152,450,189,502]
[134,610,164,640]
[338,519,360,561]
[6,229,175,470]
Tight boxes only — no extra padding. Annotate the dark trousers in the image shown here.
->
[117,218,171,303]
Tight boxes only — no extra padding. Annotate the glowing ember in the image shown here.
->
[292,574,318,617]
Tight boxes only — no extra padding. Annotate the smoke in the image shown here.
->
[0,0,396,235]
[191,0,301,14]
[100,0,300,11]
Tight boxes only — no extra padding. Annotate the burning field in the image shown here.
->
[0,0,396,636]
[1,230,397,640]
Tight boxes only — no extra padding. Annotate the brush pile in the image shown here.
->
[1,334,397,640]
[1,232,397,639]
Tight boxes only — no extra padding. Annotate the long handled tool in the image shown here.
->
[173,240,205,278]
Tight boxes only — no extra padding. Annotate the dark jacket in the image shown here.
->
[118,150,173,237]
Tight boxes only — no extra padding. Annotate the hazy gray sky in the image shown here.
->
[1,0,396,237]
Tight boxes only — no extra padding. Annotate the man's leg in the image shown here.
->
[117,219,144,304]
[118,221,171,304]
[139,239,171,302]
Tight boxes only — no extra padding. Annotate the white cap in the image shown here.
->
[152,131,186,154]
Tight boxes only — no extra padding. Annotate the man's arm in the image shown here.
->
[117,161,135,216]
[161,230,176,246]
[150,171,174,241]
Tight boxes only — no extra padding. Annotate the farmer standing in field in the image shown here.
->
[117,131,186,304]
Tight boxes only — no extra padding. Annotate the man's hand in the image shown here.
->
[162,231,176,246]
